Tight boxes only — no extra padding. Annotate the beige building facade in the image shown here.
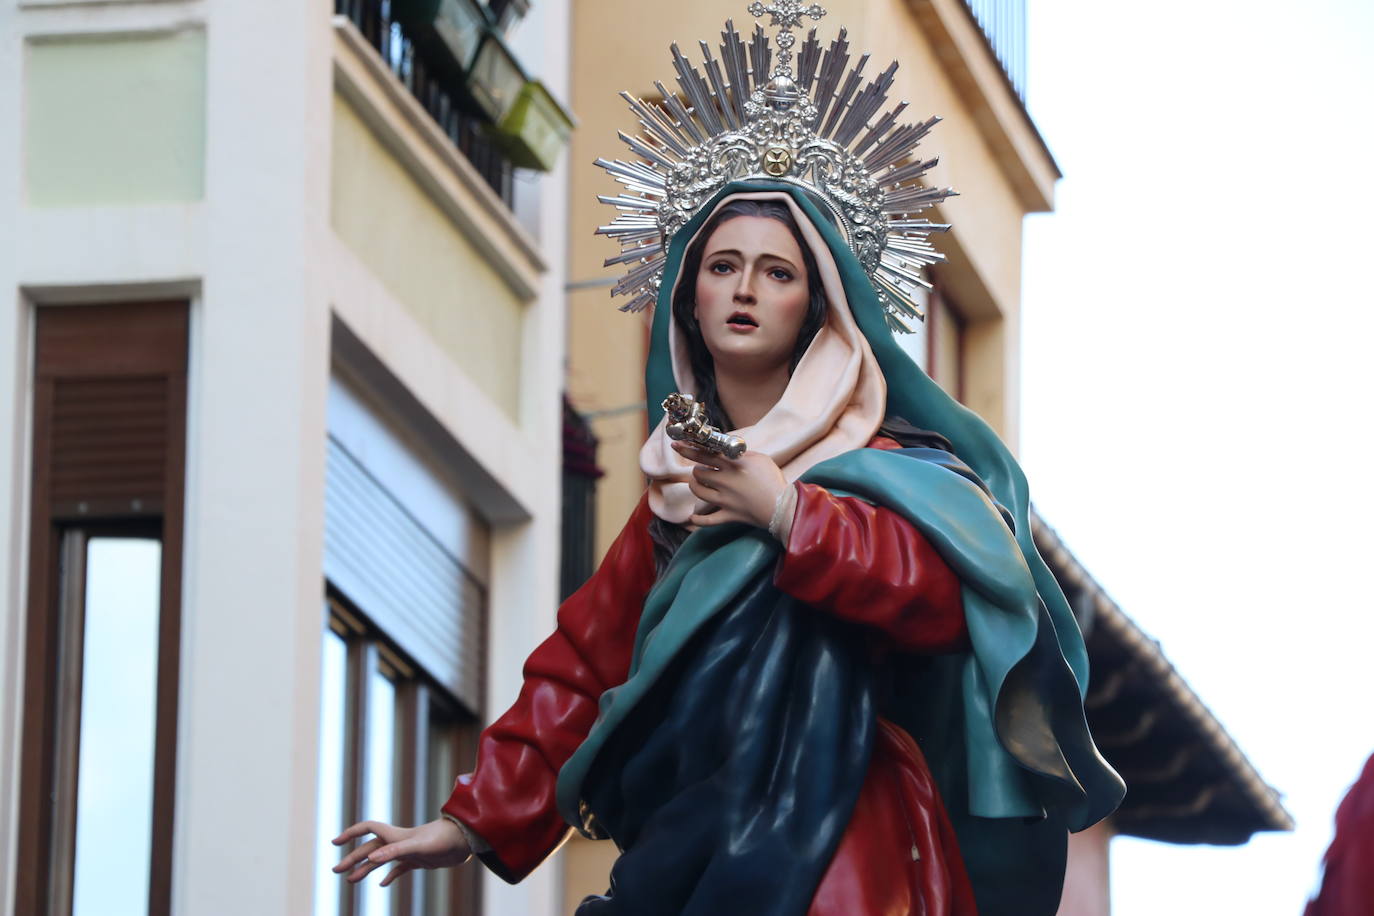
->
[0,0,573,913]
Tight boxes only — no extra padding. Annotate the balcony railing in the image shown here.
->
[337,0,515,206]
[962,0,1027,101]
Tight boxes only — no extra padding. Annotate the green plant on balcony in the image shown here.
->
[392,0,573,171]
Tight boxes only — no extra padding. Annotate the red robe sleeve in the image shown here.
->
[1305,752,1374,916]
[442,494,658,883]
[773,437,968,654]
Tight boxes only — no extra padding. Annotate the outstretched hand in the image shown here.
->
[332,817,472,888]
[672,440,788,530]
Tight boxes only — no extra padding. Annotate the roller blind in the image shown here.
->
[324,435,484,714]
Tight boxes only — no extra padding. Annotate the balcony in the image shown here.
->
[962,0,1027,101]
[336,0,515,206]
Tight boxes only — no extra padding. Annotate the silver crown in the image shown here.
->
[596,1,957,332]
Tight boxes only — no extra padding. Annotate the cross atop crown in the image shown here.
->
[747,1,827,78]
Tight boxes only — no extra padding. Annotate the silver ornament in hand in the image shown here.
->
[662,393,747,459]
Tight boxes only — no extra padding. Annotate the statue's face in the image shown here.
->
[693,215,811,377]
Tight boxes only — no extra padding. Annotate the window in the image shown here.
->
[317,372,489,914]
[926,283,966,402]
[67,533,163,915]
[16,302,188,916]
[315,598,481,916]
[561,396,602,601]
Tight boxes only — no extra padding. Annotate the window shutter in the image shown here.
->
[49,376,170,518]
[324,436,485,714]
[18,301,188,916]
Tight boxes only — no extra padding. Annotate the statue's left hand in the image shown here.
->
[332,817,472,888]
[673,440,788,530]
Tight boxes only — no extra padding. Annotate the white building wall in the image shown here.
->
[482,0,571,911]
[0,0,572,914]
[0,3,222,914]
[174,0,334,913]
[0,4,28,909]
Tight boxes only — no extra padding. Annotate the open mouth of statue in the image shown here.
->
[727,312,758,328]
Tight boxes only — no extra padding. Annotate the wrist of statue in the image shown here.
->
[767,483,798,545]
[441,812,490,854]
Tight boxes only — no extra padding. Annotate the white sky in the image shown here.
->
[1016,0,1374,912]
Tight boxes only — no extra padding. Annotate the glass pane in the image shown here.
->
[315,625,349,916]
[361,666,397,916]
[426,721,456,915]
[71,538,161,916]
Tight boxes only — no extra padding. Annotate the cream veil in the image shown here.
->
[638,191,888,525]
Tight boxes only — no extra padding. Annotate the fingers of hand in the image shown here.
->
[334,836,384,874]
[685,476,718,503]
[691,463,722,484]
[346,857,386,884]
[379,863,415,888]
[333,820,382,846]
[690,509,740,527]
[369,840,408,866]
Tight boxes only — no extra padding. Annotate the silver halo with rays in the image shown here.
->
[596,1,957,332]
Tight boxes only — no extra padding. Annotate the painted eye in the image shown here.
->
[709,261,733,274]
[769,267,793,281]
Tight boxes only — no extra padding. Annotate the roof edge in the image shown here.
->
[1030,509,1295,837]
[905,0,1061,213]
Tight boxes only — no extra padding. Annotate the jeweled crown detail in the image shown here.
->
[597,3,956,331]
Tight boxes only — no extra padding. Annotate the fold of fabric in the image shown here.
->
[572,568,876,916]
[557,446,1126,916]
[641,181,1105,716]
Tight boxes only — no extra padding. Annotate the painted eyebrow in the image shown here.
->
[702,248,800,271]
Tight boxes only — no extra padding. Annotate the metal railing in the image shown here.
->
[336,0,515,205]
[962,0,1027,101]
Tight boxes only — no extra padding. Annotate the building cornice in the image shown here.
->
[905,0,1060,213]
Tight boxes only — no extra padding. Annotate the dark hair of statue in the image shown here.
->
[647,200,954,576]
